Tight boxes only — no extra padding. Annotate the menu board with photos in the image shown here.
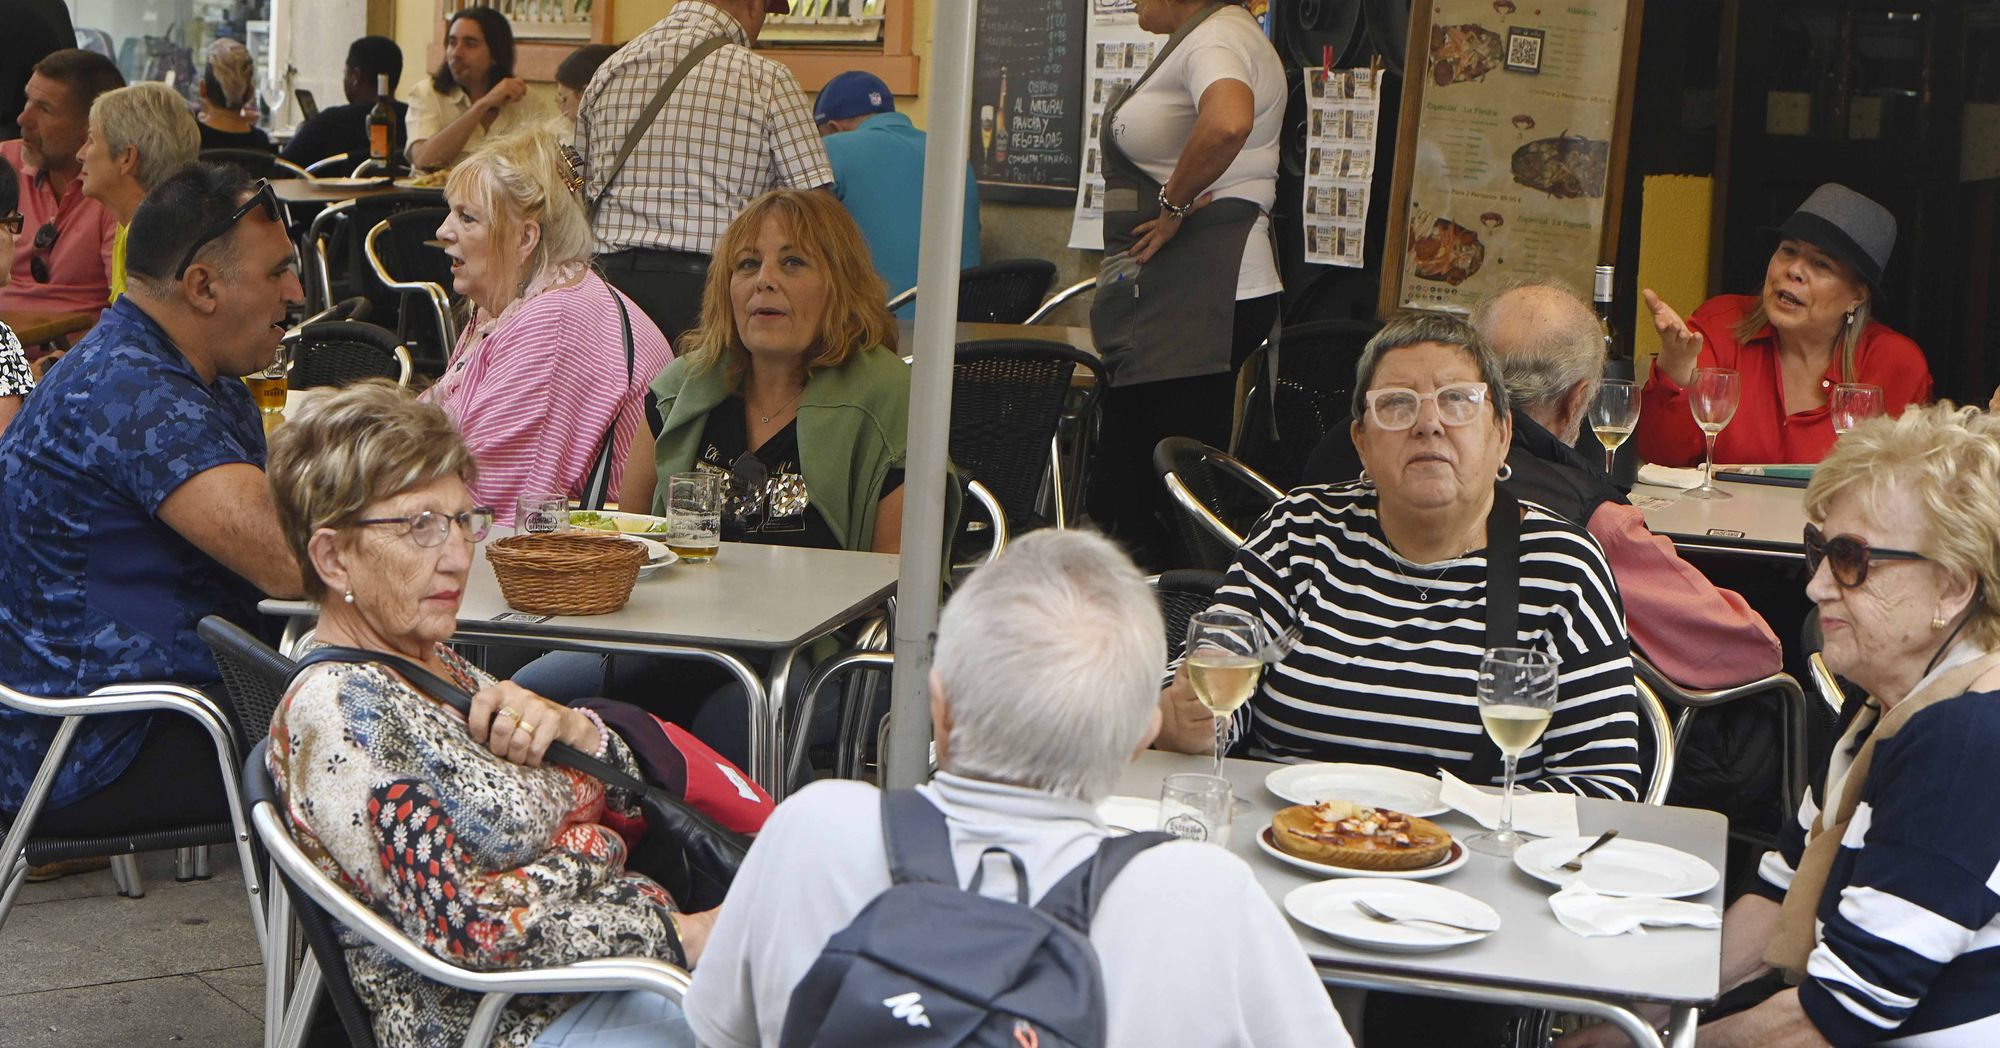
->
[971,0,1090,203]
[1381,0,1643,314]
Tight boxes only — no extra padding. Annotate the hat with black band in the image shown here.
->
[1763,183,1896,291]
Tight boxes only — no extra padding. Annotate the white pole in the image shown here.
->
[884,0,977,789]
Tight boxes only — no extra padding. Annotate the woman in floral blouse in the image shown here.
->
[0,153,37,434]
[265,381,703,1048]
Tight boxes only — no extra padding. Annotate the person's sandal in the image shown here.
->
[25,857,110,882]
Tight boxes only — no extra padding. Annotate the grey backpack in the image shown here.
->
[777,790,1172,1047]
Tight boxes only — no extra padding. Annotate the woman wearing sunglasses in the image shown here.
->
[0,154,36,433]
[1157,311,1644,801]
[1560,402,2000,1047]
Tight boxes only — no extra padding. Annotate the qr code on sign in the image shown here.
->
[1505,27,1546,74]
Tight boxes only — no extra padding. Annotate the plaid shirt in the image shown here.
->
[576,2,832,256]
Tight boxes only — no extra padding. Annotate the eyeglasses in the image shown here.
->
[0,211,23,236]
[1363,382,1491,431]
[1803,523,1927,589]
[174,180,283,279]
[30,221,56,283]
[354,508,495,547]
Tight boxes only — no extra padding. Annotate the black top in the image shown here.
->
[695,396,903,550]
[1503,408,1628,530]
[199,122,275,154]
[280,100,410,168]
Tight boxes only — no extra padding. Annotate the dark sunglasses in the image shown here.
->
[174,180,283,279]
[30,221,56,283]
[1803,523,1927,589]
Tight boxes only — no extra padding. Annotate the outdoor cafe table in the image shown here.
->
[1117,751,1726,1048]
[271,177,442,205]
[1630,475,1809,561]
[259,537,899,799]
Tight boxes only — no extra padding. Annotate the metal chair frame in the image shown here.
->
[1024,277,1095,325]
[951,339,1106,534]
[302,153,352,176]
[363,213,457,356]
[1631,654,1809,820]
[1159,442,1287,553]
[885,286,916,313]
[1806,651,1845,719]
[1630,676,1678,806]
[283,320,414,390]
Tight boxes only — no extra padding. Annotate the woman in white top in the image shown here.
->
[406,6,558,171]
[1086,0,1287,565]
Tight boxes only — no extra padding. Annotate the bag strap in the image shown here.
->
[578,290,637,509]
[1035,830,1175,934]
[880,789,962,888]
[586,34,731,221]
[1103,1,1227,127]
[1484,483,1521,651]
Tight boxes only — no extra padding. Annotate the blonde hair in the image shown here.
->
[266,381,476,601]
[443,129,592,298]
[681,189,895,391]
[1805,403,2000,649]
[204,38,256,110]
[90,83,200,191]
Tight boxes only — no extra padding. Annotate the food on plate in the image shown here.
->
[401,168,450,188]
[1409,216,1486,286]
[568,511,669,534]
[1429,24,1506,87]
[1511,134,1611,199]
[1272,800,1454,871]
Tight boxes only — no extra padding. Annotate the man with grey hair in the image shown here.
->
[684,530,1350,1047]
[1472,277,1780,689]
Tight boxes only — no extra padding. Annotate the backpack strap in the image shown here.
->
[586,35,730,221]
[880,789,961,888]
[1034,830,1176,934]
[1484,483,1521,651]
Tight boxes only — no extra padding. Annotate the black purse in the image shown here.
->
[287,646,750,911]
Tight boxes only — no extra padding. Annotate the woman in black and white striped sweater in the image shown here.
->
[1158,312,1643,799]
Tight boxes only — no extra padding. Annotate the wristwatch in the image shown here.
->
[1157,186,1194,220]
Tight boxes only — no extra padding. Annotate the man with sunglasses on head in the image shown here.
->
[0,48,123,339]
[0,163,305,878]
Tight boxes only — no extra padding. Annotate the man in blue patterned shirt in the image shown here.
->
[0,162,303,854]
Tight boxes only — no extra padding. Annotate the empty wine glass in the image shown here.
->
[1686,367,1741,501]
[1185,609,1267,778]
[1463,647,1559,856]
[1590,379,1640,475]
[1830,382,1884,436]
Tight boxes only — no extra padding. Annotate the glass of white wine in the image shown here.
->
[1464,647,1560,857]
[1686,367,1742,501]
[1185,609,1267,778]
[1590,379,1640,475]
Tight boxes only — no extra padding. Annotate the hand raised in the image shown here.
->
[479,77,529,111]
[1641,288,1703,384]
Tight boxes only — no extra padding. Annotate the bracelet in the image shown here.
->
[1157,186,1194,220]
[575,707,610,758]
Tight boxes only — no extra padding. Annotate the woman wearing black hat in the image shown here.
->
[1634,183,1931,466]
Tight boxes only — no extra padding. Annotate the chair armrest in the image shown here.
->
[1806,652,1844,718]
[791,651,897,784]
[274,157,313,180]
[1025,278,1095,324]
[1631,654,1804,711]
[1164,472,1246,550]
[885,287,917,313]
[303,153,352,176]
[393,345,414,388]
[1208,451,1286,504]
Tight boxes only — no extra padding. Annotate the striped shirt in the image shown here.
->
[574,1,832,256]
[1185,483,1642,799]
[1750,689,2000,1045]
[421,272,671,523]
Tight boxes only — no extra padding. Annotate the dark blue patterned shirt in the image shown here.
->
[0,296,265,810]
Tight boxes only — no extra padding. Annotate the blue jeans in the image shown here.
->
[532,990,695,1047]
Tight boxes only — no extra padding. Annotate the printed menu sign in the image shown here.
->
[972,0,1089,203]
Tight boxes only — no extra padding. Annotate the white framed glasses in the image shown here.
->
[1363,382,1491,430]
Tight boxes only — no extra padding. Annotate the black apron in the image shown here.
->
[1089,1,1265,388]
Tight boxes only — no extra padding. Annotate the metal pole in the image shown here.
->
[885,0,978,789]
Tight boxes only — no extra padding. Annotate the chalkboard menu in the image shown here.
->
[970,0,1088,204]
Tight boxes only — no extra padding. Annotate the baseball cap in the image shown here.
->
[814,70,895,125]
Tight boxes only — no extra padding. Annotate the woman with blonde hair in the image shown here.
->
[425,129,670,523]
[195,39,272,153]
[75,82,199,301]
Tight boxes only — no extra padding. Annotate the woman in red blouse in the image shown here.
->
[1636,184,1931,466]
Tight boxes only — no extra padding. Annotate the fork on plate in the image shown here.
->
[1351,899,1491,934]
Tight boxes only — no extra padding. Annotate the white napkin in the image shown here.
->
[1358,893,1500,933]
[1437,770,1581,839]
[1549,884,1722,937]
[1636,464,1707,490]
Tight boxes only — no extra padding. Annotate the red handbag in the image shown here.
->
[575,699,774,835]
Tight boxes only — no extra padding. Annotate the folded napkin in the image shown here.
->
[1437,770,1581,839]
[1358,893,1500,934]
[1549,884,1721,937]
[1636,464,1707,490]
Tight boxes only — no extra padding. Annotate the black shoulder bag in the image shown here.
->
[1462,484,1523,787]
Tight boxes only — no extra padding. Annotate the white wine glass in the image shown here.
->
[1185,609,1267,779]
[1590,379,1640,475]
[1686,367,1741,501]
[1464,647,1559,857]
[1830,382,1884,436]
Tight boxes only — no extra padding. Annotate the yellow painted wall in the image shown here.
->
[1633,175,1713,377]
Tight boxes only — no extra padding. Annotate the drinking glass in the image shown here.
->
[1184,609,1267,778]
[666,471,723,563]
[245,341,290,434]
[1159,773,1233,847]
[1589,379,1640,475]
[1463,647,1560,857]
[1830,382,1884,436]
[1686,367,1741,501]
[514,492,569,534]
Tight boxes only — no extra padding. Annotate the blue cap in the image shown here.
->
[814,71,895,125]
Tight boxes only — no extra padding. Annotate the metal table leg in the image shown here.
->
[1317,967,1671,1048]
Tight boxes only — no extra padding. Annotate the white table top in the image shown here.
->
[262,538,900,652]
[1116,751,1726,1006]
[1630,477,1808,556]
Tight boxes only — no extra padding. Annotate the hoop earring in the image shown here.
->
[1357,468,1373,488]
[1497,463,1514,482]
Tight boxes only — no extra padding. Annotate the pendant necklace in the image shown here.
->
[757,386,805,425]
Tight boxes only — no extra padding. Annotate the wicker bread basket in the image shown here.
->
[486,533,645,615]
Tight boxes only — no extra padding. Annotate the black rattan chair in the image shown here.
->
[1233,318,1379,489]
[363,207,454,372]
[197,616,297,746]
[305,191,447,354]
[1153,569,1225,664]
[200,148,308,180]
[951,338,1106,533]
[1153,437,1285,571]
[957,259,1058,323]
[284,320,412,389]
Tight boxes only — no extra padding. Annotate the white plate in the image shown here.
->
[1256,826,1468,880]
[569,509,673,536]
[1095,796,1160,836]
[1513,836,1719,899]
[312,176,393,188]
[574,532,678,577]
[1284,879,1499,952]
[1264,763,1449,817]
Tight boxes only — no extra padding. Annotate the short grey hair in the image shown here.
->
[91,83,200,191]
[1468,276,1605,413]
[1351,311,1511,424]
[932,530,1166,803]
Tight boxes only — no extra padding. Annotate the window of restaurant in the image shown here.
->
[67,0,277,111]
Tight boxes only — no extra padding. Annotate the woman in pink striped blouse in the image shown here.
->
[423,130,671,523]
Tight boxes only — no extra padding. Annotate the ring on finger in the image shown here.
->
[517,719,537,737]
[498,706,519,723]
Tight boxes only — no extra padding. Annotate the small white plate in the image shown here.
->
[586,533,678,577]
[312,176,393,189]
[1265,763,1449,817]
[1284,879,1499,952]
[1095,796,1160,836]
[1256,826,1468,880]
[1513,836,1719,898]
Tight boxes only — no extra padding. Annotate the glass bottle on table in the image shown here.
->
[1464,647,1560,857]
[1184,609,1267,779]
[1686,367,1741,500]
[367,73,396,169]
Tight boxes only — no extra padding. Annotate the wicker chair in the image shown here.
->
[890,259,1060,323]
[303,191,447,352]
[363,207,455,371]
[199,148,309,180]
[284,319,412,389]
[1233,318,1379,489]
[1153,569,1225,664]
[1152,437,1285,571]
[951,339,1106,533]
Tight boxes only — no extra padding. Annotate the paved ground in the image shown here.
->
[0,849,265,1047]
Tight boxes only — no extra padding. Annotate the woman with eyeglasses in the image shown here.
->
[1155,312,1644,800]
[265,381,704,1048]
[1559,402,2000,1047]
[0,154,36,433]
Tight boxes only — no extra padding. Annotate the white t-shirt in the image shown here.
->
[1109,6,1287,299]
[684,774,1352,1048]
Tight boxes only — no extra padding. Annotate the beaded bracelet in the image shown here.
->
[576,707,611,758]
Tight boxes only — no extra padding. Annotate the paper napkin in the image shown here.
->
[1437,770,1581,839]
[1636,464,1707,490]
[1549,884,1722,937]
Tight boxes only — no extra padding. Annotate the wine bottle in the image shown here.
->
[1593,265,1625,363]
[368,74,396,167]
[1591,264,1640,488]
[993,66,1010,167]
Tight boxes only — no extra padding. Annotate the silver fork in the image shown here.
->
[1260,625,1301,662]
[1559,830,1620,873]
[1352,899,1491,934]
